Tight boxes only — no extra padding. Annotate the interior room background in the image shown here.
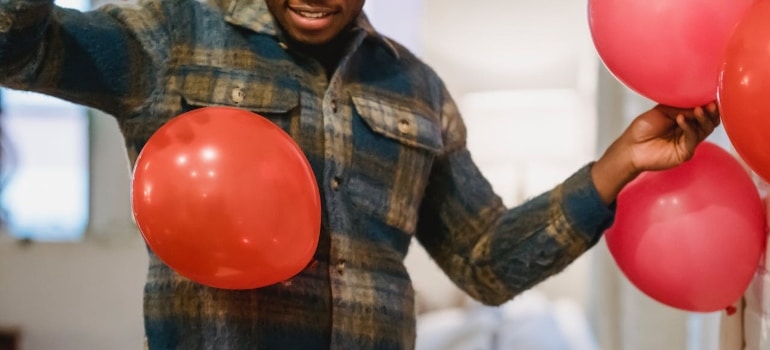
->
[0,0,736,349]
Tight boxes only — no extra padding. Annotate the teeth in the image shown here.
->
[296,10,329,18]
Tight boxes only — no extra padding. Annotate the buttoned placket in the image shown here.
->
[324,72,348,276]
[323,30,369,349]
[280,28,371,348]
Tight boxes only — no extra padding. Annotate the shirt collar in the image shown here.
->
[212,0,400,58]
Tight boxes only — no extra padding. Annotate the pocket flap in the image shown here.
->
[351,94,443,153]
[178,65,299,113]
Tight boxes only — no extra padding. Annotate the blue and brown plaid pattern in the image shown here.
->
[0,0,615,348]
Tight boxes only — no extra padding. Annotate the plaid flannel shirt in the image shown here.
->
[0,0,615,348]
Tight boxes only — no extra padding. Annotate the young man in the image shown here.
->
[0,0,719,348]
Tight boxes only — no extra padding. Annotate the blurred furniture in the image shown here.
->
[0,327,19,350]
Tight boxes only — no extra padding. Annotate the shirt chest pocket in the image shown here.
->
[347,94,444,235]
[176,65,300,131]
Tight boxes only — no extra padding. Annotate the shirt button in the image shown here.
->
[231,87,245,104]
[397,119,411,134]
[330,99,338,113]
[0,13,13,33]
[330,176,342,191]
[336,260,346,274]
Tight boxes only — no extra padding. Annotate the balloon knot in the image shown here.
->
[725,305,738,316]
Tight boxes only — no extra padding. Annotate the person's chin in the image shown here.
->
[290,29,337,46]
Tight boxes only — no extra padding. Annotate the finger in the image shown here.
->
[705,102,721,127]
[678,111,708,142]
[705,102,719,117]
[656,104,689,120]
[692,106,706,120]
[677,113,700,149]
[685,104,721,139]
[691,106,712,136]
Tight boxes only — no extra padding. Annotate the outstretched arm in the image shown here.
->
[0,0,171,117]
[416,82,720,305]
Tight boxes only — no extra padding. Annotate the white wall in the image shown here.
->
[0,113,147,350]
[0,239,146,350]
[400,0,600,315]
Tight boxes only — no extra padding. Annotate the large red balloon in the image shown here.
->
[131,107,321,290]
[588,0,756,107]
[718,0,770,183]
[605,142,766,312]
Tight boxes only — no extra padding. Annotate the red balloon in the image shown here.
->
[131,107,321,290]
[718,0,770,183]
[588,0,756,107]
[605,142,766,312]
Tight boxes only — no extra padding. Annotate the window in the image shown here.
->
[0,0,91,241]
[0,92,90,242]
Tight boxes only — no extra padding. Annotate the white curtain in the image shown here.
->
[720,180,770,350]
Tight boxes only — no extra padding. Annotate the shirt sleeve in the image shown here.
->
[0,0,171,117]
[415,83,615,305]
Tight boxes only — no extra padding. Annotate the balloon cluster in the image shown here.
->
[590,0,769,311]
[590,0,770,181]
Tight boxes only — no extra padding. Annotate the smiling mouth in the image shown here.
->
[290,7,335,19]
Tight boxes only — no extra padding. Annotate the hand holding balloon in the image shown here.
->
[592,103,721,205]
[619,103,721,172]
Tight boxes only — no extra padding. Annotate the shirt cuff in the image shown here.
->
[560,162,616,247]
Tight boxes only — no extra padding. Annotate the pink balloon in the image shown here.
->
[605,142,766,312]
[589,0,756,108]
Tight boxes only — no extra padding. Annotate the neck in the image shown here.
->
[288,28,356,78]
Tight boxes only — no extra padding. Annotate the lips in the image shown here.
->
[287,5,339,31]
[290,7,333,18]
